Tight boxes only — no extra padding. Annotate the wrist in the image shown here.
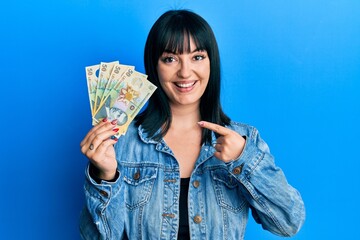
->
[98,170,118,181]
[89,163,118,183]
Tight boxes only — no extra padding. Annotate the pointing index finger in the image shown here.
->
[198,121,230,136]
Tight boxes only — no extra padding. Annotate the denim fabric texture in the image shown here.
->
[79,121,305,240]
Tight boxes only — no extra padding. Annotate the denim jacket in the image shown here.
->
[79,121,305,240]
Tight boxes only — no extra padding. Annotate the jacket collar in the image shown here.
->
[137,124,219,146]
[137,124,161,144]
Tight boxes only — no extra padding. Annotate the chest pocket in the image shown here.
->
[211,168,247,213]
[123,166,157,210]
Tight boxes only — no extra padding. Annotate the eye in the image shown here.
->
[161,56,177,63]
[193,55,206,61]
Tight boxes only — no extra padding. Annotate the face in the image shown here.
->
[157,37,210,108]
[109,108,128,125]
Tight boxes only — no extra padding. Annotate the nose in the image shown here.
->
[177,59,192,79]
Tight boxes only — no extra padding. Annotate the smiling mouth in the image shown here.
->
[174,81,196,88]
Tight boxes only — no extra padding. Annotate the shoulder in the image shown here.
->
[227,121,270,152]
[227,121,258,137]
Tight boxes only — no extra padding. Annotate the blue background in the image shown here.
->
[1,0,359,239]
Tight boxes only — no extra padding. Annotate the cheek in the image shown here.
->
[156,65,164,83]
[157,65,167,81]
[159,81,172,96]
[157,69,172,89]
[204,62,211,77]
[157,73,166,88]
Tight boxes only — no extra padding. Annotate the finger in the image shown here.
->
[213,143,223,152]
[81,119,117,149]
[94,138,118,155]
[215,153,233,162]
[89,138,118,160]
[213,148,234,162]
[89,129,117,151]
[80,118,109,147]
[81,125,118,154]
[216,136,225,145]
[213,151,226,161]
[87,138,118,179]
[198,121,230,136]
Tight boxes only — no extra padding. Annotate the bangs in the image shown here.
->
[159,17,208,54]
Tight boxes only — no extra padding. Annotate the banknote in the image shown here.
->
[93,67,136,120]
[93,61,119,114]
[85,64,100,115]
[99,63,135,108]
[94,71,157,137]
[85,60,157,137]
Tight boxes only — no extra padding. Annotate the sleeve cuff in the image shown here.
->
[89,163,120,184]
[84,164,122,203]
[227,137,264,180]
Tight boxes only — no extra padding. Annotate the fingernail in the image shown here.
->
[111,119,117,125]
[197,121,204,126]
[102,118,108,122]
[110,135,118,141]
[113,128,119,132]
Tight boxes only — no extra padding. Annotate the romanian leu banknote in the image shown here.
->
[86,61,157,137]
[100,63,135,108]
[93,61,119,114]
[85,64,100,115]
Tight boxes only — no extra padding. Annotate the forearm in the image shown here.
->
[228,135,305,236]
[79,164,125,239]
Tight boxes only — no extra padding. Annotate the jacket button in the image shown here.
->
[193,215,202,224]
[133,171,140,180]
[232,166,242,175]
[193,180,200,188]
[99,190,108,197]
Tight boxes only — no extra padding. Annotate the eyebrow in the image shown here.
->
[163,48,205,54]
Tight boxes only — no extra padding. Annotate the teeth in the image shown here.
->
[176,82,194,88]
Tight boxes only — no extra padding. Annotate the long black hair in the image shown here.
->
[136,10,230,144]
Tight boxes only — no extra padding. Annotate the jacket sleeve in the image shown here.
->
[79,164,125,240]
[228,126,305,237]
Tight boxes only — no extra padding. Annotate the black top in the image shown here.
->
[178,177,190,239]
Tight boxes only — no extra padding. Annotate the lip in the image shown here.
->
[173,81,197,92]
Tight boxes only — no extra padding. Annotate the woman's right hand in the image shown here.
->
[80,118,119,180]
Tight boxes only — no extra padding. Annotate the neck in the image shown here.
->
[169,103,201,130]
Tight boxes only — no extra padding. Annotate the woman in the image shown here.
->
[80,10,305,240]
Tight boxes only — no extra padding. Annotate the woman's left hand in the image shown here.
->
[198,121,245,163]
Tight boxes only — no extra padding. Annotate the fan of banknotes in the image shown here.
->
[85,61,157,137]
